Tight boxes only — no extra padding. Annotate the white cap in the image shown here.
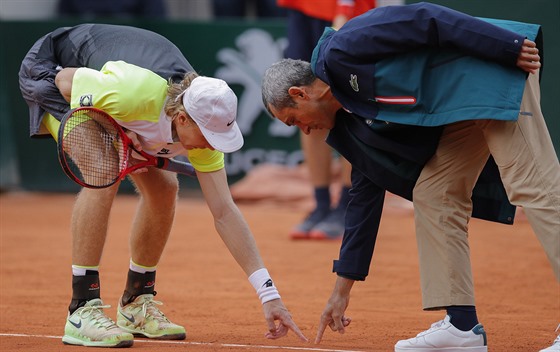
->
[181,77,243,153]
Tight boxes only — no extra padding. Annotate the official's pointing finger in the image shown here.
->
[315,318,329,344]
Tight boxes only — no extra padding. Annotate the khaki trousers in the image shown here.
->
[413,71,560,309]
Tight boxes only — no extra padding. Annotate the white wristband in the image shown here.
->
[248,268,281,304]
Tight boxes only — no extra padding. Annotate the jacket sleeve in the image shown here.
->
[333,167,385,281]
[331,2,524,66]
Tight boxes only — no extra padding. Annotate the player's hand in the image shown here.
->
[315,277,354,344]
[516,39,541,74]
[125,130,149,174]
[262,299,308,342]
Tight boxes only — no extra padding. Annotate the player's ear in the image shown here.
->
[175,111,189,125]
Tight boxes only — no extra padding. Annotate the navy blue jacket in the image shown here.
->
[312,3,542,280]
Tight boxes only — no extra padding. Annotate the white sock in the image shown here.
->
[72,265,99,276]
[130,259,156,274]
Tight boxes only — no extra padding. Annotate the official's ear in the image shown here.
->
[288,86,306,99]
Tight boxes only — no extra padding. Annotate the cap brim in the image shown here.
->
[199,121,244,153]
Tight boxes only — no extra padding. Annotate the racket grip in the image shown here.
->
[158,158,197,178]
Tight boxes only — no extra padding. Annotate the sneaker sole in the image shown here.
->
[62,335,134,348]
[309,230,342,240]
[130,332,186,340]
[289,231,311,240]
[117,324,186,340]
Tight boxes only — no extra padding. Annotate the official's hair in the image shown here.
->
[261,59,315,117]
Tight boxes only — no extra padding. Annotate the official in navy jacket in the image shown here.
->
[311,2,542,279]
[262,2,559,350]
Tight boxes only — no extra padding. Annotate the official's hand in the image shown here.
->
[262,299,308,342]
[516,39,541,74]
[315,277,354,344]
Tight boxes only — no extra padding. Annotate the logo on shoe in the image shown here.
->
[120,312,135,323]
[68,318,82,329]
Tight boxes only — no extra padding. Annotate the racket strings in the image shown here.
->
[61,111,126,187]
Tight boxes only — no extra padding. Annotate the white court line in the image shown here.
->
[0,333,370,352]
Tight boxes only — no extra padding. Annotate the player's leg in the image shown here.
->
[63,185,134,348]
[116,168,186,340]
[396,121,490,352]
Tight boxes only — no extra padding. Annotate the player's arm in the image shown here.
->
[55,67,79,103]
[197,167,265,274]
[196,168,308,342]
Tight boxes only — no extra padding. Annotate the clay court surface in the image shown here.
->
[0,190,558,352]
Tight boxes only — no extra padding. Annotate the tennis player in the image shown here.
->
[20,24,307,348]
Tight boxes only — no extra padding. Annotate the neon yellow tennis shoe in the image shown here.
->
[62,298,134,348]
[117,294,186,340]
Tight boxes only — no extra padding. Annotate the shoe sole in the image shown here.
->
[309,231,342,240]
[130,332,186,340]
[62,335,134,348]
[117,323,187,340]
[289,231,310,240]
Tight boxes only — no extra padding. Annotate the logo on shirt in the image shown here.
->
[349,74,359,92]
[79,94,93,107]
[157,148,171,155]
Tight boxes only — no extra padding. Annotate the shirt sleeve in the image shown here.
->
[330,2,524,66]
[333,167,385,281]
[187,149,225,172]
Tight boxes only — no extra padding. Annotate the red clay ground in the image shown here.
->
[0,191,558,352]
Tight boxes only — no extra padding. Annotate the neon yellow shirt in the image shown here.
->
[71,61,224,172]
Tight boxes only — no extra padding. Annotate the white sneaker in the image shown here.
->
[394,315,487,352]
[539,324,560,352]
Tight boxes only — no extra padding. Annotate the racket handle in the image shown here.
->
[157,158,197,178]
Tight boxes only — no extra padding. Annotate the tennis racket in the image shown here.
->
[57,106,196,189]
